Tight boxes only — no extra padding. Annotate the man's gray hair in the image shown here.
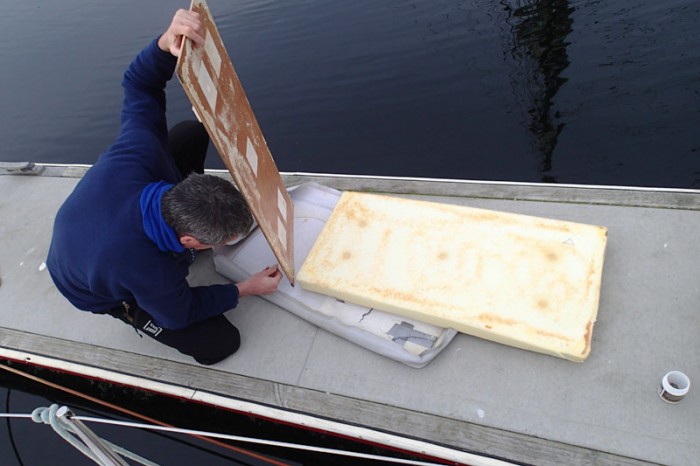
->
[162,173,253,245]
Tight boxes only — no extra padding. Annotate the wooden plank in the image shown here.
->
[0,328,654,466]
[279,173,700,211]
[33,165,700,211]
[176,0,295,284]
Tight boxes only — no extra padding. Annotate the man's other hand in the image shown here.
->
[158,9,204,57]
[237,266,283,297]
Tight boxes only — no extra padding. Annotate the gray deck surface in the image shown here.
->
[1,164,698,465]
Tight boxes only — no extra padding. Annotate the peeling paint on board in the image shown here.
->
[176,0,295,284]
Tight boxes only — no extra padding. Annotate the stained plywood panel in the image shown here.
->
[176,0,294,284]
[298,192,608,361]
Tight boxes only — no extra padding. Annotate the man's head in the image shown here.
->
[162,173,253,250]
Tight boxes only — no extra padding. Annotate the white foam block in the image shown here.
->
[297,192,608,362]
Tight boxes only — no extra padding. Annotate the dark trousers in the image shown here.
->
[104,121,240,365]
[105,302,241,366]
[168,120,210,178]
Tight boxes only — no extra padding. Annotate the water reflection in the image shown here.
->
[501,0,574,182]
[0,1,696,187]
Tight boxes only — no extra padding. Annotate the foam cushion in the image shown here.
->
[214,183,458,368]
[297,192,608,362]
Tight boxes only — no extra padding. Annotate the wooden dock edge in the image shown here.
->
[26,163,700,211]
[0,327,654,466]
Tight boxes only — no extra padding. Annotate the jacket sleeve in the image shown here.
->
[135,274,241,330]
[120,37,177,139]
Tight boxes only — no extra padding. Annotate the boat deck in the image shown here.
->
[1,163,698,465]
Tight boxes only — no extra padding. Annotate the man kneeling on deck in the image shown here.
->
[46,10,282,365]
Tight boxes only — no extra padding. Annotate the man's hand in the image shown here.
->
[237,266,283,297]
[158,9,204,57]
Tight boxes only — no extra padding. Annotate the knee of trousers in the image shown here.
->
[194,325,241,366]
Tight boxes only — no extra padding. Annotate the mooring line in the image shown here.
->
[0,363,291,466]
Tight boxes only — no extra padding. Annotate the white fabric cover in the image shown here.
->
[213,183,457,368]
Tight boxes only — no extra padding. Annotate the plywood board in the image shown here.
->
[298,192,608,361]
[176,0,294,284]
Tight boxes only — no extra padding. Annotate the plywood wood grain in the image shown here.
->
[176,0,294,284]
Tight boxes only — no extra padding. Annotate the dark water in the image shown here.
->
[0,0,698,187]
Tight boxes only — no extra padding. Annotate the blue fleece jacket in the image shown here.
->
[47,38,239,330]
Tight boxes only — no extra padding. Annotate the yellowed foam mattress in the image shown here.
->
[297,192,608,362]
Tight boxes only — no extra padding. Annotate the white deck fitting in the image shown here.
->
[0,164,698,466]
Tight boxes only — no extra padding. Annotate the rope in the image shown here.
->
[29,404,158,466]
[31,404,100,464]
[101,441,159,466]
[0,363,459,465]
[0,363,290,466]
[30,404,110,465]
